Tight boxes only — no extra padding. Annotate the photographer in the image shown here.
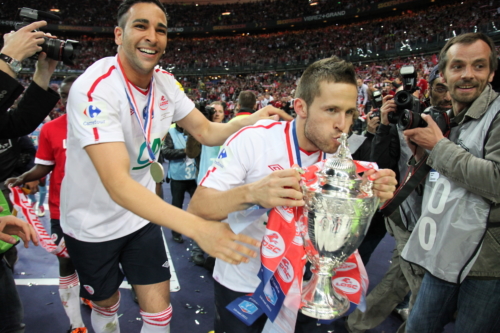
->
[0,19,59,333]
[0,20,60,139]
[347,66,430,333]
[185,101,225,268]
[403,33,500,333]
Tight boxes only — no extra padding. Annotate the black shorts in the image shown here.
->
[50,219,64,247]
[64,222,171,301]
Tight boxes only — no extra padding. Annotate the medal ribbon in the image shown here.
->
[286,120,325,168]
[117,56,156,163]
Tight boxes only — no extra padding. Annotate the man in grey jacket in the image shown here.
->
[402,33,500,332]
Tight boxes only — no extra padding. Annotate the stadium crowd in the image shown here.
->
[1,0,500,332]
[5,0,496,76]
[0,0,382,27]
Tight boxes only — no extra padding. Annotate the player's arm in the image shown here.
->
[84,141,259,264]
[177,105,292,147]
[188,168,304,221]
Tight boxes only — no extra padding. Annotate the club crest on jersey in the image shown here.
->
[333,277,360,294]
[80,101,108,128]
[83,285,95,295]
[262,231,285,258]
[159,96,169,111]
[268,164,284,171]
[277,258,294,283]
[238,300,258,314]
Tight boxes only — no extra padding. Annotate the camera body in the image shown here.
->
[197,100,216,121]
[386,65,450,135]
[15,8,80,66]
[369,90,383,120]
[387,65,423,130]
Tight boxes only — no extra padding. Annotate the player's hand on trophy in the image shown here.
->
[193,221,260,265]
[363,168,397,203]
[247,168,304,209]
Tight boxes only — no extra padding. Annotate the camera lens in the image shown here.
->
[398,110,427,130]
[395,91,412,107]
[40,37,80,66]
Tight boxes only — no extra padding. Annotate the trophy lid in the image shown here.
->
[318,133,367,197]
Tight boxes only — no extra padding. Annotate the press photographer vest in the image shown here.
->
[402,97,500,284]
[347,133,366,155]
[397,130,423,231]
[167,128,197,181]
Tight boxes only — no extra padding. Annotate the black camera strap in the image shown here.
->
[380,155,431,217]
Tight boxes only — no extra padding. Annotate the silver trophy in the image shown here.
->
[299,133,379,320]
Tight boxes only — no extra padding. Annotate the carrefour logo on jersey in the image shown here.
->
[80,102,109,128]
[214,146,233,169]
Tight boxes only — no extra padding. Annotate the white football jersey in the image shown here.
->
[201,119,329,292]
[61,55,194,242]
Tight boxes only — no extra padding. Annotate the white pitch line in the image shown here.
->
[15,229,180,292]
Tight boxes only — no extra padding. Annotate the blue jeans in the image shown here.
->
[28,184,47,206]
[0,258,25,333]
[407,272,500,333]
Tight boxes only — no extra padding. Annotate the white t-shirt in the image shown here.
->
[201,119,329,293]
[61,55,194,242]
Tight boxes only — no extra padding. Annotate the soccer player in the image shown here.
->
[60,1,290,332]
[188,57,398,332]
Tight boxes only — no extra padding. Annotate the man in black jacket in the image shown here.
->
[0,20,60,139]
[0,20,60,333]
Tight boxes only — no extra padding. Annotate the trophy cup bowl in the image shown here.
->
[299,133,379,320]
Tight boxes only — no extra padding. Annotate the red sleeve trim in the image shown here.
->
[199,167,217,186]
[226,121,282,147]
[87,66,116,102]
[155,68,174,77]
[93,127,100,142]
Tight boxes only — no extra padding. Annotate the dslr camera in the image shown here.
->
[387,65,449,134]
[15,8,80,66]
[369,90,383,120]
[197,100,216,121]
[387,65,423,130]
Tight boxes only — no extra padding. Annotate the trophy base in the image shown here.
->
[300,272,350,320]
